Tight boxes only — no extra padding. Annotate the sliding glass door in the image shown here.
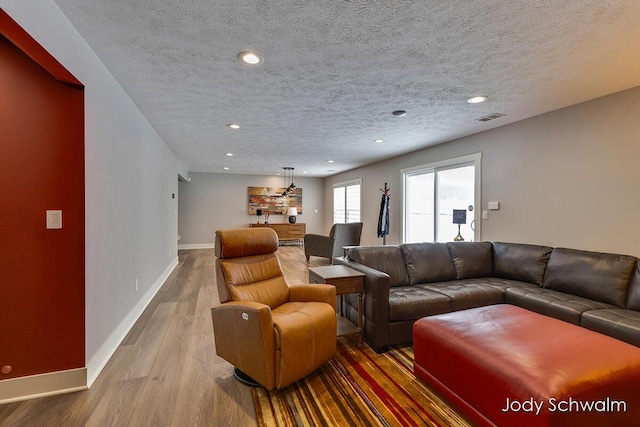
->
[403,154,480,243]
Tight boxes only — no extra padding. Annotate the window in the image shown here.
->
[402,153,481,243]
[333,179,361,223]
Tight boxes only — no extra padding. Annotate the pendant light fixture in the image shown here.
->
[281,167,296,197]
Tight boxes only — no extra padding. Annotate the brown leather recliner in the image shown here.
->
[211,227,337,390]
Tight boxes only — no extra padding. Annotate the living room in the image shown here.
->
[2,1,640,425]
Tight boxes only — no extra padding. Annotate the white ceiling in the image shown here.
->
[52,0,640,177]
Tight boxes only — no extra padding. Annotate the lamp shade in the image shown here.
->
[286,207,298,216]
[452,209,466,225]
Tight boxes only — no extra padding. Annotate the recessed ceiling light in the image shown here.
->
[238,51,263,65]
[392,110,407,117]
[327,160,335,163]
[223,167,230,170]
[302,171,308,174]
[226,153,233,157]
[227,123,240,129]
[374,139,384,143]
[467,95,488,104]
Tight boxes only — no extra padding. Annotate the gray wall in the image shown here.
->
[4,1,184,382]
[178,172,325,247]
[325,86,640,257]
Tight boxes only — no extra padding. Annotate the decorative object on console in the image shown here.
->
[287,207,298,224]
[264,212,270,224]
[452,209,466,241]
[248,187,302,215]
[256,208,263,224]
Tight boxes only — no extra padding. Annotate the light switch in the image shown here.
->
[488,201,500,210]
[46,210,62,229]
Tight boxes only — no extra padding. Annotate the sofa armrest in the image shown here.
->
[335,257,392,351]
[289,284,337,310]
[211,301,276,389]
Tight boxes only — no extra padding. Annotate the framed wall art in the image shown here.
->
[248,187,302,215]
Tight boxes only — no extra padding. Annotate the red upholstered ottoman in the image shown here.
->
[413,305,640,427]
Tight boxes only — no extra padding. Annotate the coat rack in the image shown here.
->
[378,183,390,245]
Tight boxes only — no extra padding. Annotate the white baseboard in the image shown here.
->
[0,257,180,403]
[0,368,87,404]
[85,256,179,386]
[178,243,214,250]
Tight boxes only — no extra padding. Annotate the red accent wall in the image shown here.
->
[0,28,85,379]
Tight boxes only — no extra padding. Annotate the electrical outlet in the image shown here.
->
[135,279,139,292]
[482,210,489,220]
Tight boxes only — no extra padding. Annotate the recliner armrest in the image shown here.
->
[211,301,277,389]
[289,284,336,310]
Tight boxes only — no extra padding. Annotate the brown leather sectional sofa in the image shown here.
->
[335,241,640,353]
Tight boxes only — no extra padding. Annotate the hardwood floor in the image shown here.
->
[0,246,331,427]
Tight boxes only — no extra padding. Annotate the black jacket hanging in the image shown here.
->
[377,193,390,238]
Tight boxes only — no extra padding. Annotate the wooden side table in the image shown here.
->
[308,265,365,346]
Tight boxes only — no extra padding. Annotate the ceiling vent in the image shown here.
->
[476,112,506,122]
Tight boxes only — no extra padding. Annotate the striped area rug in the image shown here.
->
[252,337,470,426]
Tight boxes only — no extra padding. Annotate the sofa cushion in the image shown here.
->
[627,262,640,310]
[348,245,410,287]
[419,281,504,311]
[400,242,457,285]
[388,286,451,321]
[582,309,640,348]
[505,287,616,325]
[492,242,552,286]
[543,248,636,308]
[446,242,493,279]
[450,277,541,293]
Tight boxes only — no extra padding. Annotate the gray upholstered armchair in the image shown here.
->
[304,222,363,263]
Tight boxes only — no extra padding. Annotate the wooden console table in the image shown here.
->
[250,223,305,244]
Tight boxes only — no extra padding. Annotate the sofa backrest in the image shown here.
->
[626,262,640,310]
[493,242,553,286]
[348,245,410,287]
[400,242,457,285]
[543,248,636,308]
[446,242,493,279]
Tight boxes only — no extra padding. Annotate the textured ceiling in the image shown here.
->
[52,0,640,177]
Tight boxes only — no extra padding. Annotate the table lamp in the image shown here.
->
[452,209,466,241]
[286,207,298,224]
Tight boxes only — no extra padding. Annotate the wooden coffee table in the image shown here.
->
[308,265,365,346]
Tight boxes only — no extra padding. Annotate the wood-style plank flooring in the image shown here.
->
[0,246,330,427]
